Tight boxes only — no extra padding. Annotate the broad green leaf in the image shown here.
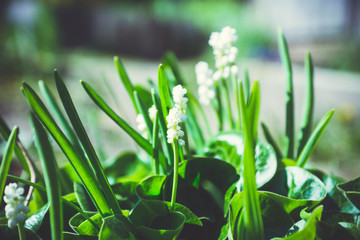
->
[69,212,102,236]
[310,169,359,214]
[0,225,42,240]
[80,80,168,171]
[103,152,151,184]
[22,82,112,217]
[296,52,314,156]
[296,109,334,168]
[55,71,122,215]
[0,126,18,205]
[229,192,294,240]
[111,181,139,210]
[99,215,135,240]
[278,28,295,159]
[261,167,327,215]
[338,176,360,211]
[129,200,186,240]
[273,205,323,239]
[114,56,138,113]
[31,113,63,240]
[206,131,277,188]
[74,182,96,212]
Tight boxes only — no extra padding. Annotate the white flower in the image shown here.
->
[195,61,216,106]
[4,183,29,229]
[166,85,187,146]
[136,114,148,139]
[148,105,157,122]
[208,26,238,77]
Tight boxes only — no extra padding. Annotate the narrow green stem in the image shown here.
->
[152,111,160,174]
[222,78,234,129]
[234,74,241,130]
[199,106,213,139]
[171,141,179,210]
[18,223,26,240]
[214,82,223,131]
[182,123,190,160]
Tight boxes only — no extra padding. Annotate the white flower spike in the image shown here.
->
[166,85,188,146]
[136,114,148,139]
[195,61,215,105]
[4,183,30,229]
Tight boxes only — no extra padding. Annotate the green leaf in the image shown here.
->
[296,109,334,168]
[25,203,50,232]
[157,64,172,120]
[261,167,327,215]
[38,80,83,154]
[310,169,359,214]
[134,90,153,139]
[114,56,138,113]
[69,212,102,236]
[80,80,168,171]
[273,205,323,239]
[0,126,18,205]
[99,215,136,240]
[22,82,112,217]
[111,181,139,210]
[74,182,96,212]
[31,113,63,240]
[206,131,277,188]
[0,115,30,175]
[229,192,294,239]
[261,122,283,161]
[55,71,122,215]
[278,28,295,159]
[63,232,97,240]
[338,176,360,212]
[129,200,186,240]
[296,52,314,156]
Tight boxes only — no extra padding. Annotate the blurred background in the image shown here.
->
[0,0,359,179]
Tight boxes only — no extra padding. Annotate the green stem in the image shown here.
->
[222,78,234,129]
[214,82,223,131]
[182,123,190,160]
[171,141,179,210]
[18,223,26,240]
[152,110,160,174]
[234,73,241,130]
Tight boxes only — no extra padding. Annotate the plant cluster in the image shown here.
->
[0,27,360,240]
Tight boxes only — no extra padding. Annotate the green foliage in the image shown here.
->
[0,29,354,239]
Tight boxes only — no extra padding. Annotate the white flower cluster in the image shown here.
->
[166,85,188,146]
[148,105,157,122]
[4,183,30,229]
[209,26,238,80]
[136,114,148,139]
[195,61,215,105]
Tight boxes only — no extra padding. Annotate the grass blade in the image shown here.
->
[297,109,335,168]
[239,82,264,240]
[22,82,112,217]
[158,64,172,119]
[114,56,139,113]
[297,52,314,157]
[0,126,18,205]
[54,71,122,215]
[134,91,153,139]
[278,29,295,159]
[261,122,283,161]
[30,113,63,240]
[0,116,30,174]
[39,80,83,154]
[80,80,168,171]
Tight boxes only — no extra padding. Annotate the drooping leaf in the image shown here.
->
[25,203,50,232]
[338,176,360,212]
